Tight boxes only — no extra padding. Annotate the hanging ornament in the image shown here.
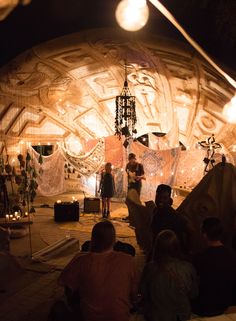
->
[26,152,31,161]
[38,153,43,165]
[198,134,222,174]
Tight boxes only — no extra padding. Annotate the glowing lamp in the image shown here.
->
[223,95,236,124]
[115,0,149,31]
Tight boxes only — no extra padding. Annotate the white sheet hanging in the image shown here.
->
[30,147,66,196]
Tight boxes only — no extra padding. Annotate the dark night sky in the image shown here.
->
[0,0,235,72]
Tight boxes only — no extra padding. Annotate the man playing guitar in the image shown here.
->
[126,153,145,196]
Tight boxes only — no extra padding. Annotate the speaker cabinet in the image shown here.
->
[54,202,79,222]
[84,198,100,213]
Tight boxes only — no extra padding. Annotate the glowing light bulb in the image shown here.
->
[223,95,236,124]
[115,0,149,32]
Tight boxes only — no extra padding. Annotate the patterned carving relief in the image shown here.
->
[11,110,42,134]
[1,106,20,132]
[25,120,66,136]
[0,29,234,150]
[85,71,120,99]
[53,50,95,68]
[192,109,224,139]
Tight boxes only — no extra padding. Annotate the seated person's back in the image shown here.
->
[140,229,198,321]
[192,217,236,316]
[59,221,137,321]
[152,206,186,241]
[152,184,187,250]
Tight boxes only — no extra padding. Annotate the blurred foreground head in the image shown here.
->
[91,220,116,252]
[155,184,172,207]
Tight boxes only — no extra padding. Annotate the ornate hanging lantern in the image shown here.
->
[115,63,137,139]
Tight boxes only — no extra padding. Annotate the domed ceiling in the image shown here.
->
[0,28,235,154]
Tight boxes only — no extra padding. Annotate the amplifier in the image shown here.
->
[54,202,79,222]
[84,197,100,213]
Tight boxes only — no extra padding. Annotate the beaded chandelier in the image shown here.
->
[115,63,137,139]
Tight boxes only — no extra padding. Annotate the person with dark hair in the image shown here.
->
[140,230,198,321]
[113,240,136,257]
[99,162,115,218]
[151,184,188,253]
[192,217,236,316]
[126,153,145,196]
[58,221,137,321]
[81,240,91,252]
[155,184,172,207]
[81,240,136,257]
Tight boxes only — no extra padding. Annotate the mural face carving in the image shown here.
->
[0,29,234,152]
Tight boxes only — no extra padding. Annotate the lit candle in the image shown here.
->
[10,214,13,219]
[5,214,9,220]
[25,212,28,216]
[57,200,62,204]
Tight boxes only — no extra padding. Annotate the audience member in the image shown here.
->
[192,217,236,316]
[140,230,198,321]
[81,240,91,252]
[151,184,189,253]
[58,220,137,321]
[114,240,136,257]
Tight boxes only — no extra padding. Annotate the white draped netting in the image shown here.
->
[28,136,234,198]
[60,138,105,177]
[30,147,66,196]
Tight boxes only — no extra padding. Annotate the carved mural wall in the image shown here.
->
[0,28,235,159]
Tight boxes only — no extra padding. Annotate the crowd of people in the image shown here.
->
[48,153,236,321]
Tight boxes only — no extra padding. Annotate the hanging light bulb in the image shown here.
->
[115,0,149,31]
[222,95,236,124]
